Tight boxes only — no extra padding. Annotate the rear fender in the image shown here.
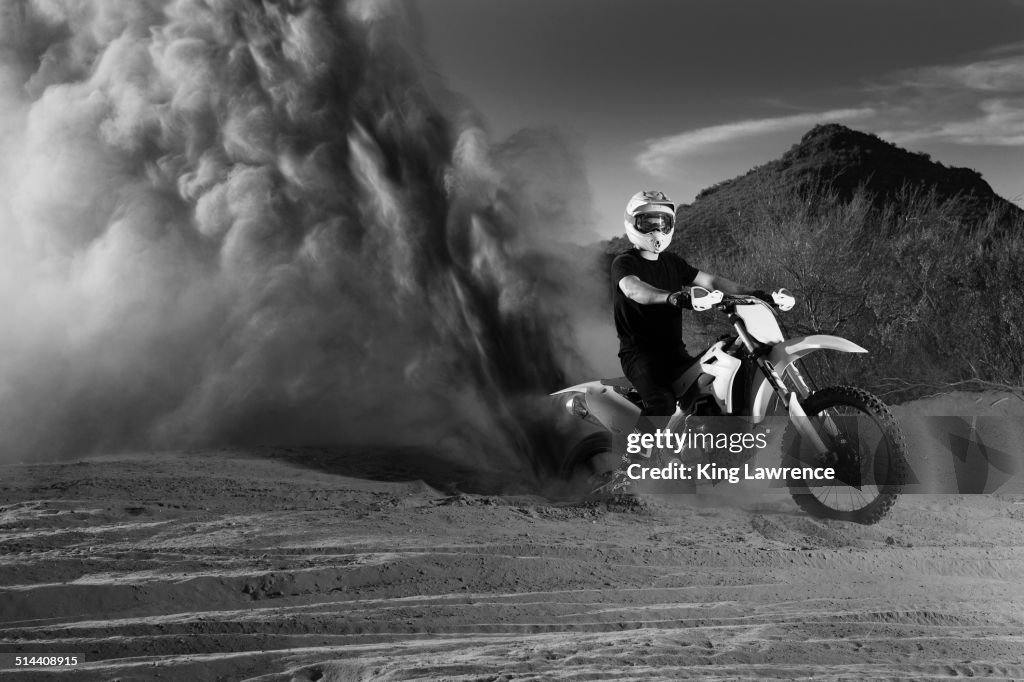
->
[552,381,642,435]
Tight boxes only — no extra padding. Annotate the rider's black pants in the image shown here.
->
[619,347,696,420]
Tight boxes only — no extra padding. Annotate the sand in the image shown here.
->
[1,392,1023,681]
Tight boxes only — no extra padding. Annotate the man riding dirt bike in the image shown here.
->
[612,191,769,473]
[615,191,769,403]
[552,190,908,525]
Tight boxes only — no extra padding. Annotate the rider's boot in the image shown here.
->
[596,414,675,496]
[673,410,709,466]
[590,422,655,497]
[599,405,709,496]
[642,410,707,465]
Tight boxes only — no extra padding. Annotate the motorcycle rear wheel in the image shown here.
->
[783,385,907,524]
[559,432,621,496]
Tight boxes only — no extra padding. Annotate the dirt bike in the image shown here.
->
[553,287,907,525]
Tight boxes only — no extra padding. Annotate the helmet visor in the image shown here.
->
[634,212,674,234]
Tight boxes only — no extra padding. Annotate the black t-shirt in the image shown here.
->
[611,250,700,354]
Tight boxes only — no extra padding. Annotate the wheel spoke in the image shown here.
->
[786,387,905,522]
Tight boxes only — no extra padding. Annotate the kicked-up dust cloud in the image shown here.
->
[0,0,592,474]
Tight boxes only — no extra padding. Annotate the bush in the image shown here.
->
[680,181,1024,401]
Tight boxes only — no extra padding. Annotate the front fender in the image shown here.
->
[770,335,868,365]
[750,335,868,421]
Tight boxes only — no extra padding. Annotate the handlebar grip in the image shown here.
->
[667,290,690,309]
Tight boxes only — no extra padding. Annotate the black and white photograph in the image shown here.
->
[1,1,1023,679]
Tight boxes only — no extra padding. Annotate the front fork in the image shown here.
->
[734,320,834,456]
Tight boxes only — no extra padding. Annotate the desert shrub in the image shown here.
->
[681,181,1024,401]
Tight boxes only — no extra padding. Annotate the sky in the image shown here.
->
[413,0,1024,240]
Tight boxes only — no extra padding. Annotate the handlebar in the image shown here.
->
[683,287,795,312]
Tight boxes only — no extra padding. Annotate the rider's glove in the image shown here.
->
[749,289,772,303]
[666,290,689,309]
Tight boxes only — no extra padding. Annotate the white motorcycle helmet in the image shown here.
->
[624,190,676,254]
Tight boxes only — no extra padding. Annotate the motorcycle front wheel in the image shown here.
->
[782,385,907,524]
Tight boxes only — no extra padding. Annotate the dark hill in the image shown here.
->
[607,123,1023,256]
[598,123,1024,401]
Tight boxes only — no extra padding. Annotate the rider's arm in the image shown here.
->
[617,275,672,305]
[692,271,757,296]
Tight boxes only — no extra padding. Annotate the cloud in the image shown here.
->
[873,47,1024,147]
[982,39,1024,57]
[896,53,1024,93]
[883,97,1024,147]
[628,45,1024,197]
[636,108,875,175]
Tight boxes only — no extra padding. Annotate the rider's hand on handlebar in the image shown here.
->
[666,290,690,309]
